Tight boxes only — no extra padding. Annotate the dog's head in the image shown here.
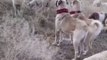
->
[56,0,69,7]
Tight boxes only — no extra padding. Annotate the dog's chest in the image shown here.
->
[61,19,76,33]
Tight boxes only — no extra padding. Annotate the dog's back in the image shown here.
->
[60,14,87,33]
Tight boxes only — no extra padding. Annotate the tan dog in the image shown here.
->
[66,0,103,56]
[53,0,103,60]
[53,0,88,59]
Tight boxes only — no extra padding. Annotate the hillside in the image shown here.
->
[0,0,107,60]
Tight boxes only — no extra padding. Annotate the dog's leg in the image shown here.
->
[73,37,80,60]
[57,31,63,46]
[80,38,85,56]
[53,18,61,46]
[82,32,92,55]
[89,34,98,49]
[72,30,86,60]
[53,30,60,45]
[70,33,73,44]
[79,32,89,55]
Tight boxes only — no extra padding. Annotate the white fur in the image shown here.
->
[91,20,103,35]
[80,19,103,56]
[53,0,69,45]
[87,20,103,49]
[67,0,82,17]
[68,0,82,11]
[73,26,88,59]
[84,51,107,60]
[99,13,105,22]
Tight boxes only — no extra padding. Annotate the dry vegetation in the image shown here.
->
[0,0,107,60]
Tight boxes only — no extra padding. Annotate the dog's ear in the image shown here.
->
[56,0,58,7]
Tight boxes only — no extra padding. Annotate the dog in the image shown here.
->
[53,0,103,60]
[89,12,107,26]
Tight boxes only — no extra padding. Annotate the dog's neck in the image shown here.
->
[56,7,68,14]
[56,8,69,21]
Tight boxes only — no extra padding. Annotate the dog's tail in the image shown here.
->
[91,20,103,36]
[89,20,103,49]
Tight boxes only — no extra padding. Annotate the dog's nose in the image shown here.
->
[58,0,63,5]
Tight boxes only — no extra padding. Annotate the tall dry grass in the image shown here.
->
[0,0,107,60]
[0,0,57,60]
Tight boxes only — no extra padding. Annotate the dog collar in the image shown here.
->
[70,11,81,14]
[57,8,69,14]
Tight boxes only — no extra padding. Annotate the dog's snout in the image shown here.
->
[58,0,63,5]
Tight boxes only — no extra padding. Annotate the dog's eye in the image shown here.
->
[58,0,63,5]
[56,0,58,7]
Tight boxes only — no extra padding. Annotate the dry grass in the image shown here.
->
[0,0,107,60]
